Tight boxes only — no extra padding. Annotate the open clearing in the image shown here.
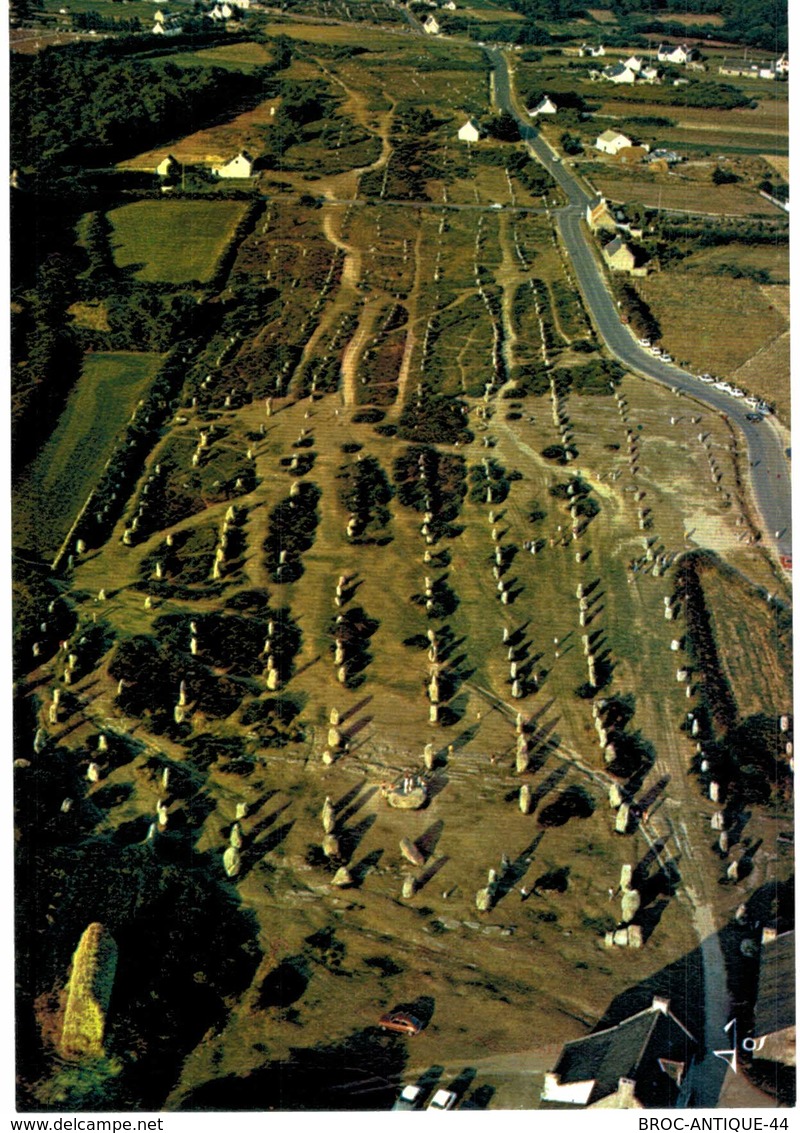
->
[588,172,782,217]
[12,352,163,559]
[108,200,248,283]
[635,273,788,398]
[157,41,275,71]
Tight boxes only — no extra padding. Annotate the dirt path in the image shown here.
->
[394,220,427,413]
[495,212,524,376]
[341,297,383,407]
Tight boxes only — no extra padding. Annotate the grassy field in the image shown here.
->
[634,272,788,406]
[43,366,787,1112]
[107,200,248,283]
[156,41,274,72]
[12,352,163,559]
[680,242,790,284]
[588,171,780,216]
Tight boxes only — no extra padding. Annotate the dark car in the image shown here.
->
[379,1011,422,1035]
[745,413,763,422]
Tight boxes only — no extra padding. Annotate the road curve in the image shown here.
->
[488,47,792,564]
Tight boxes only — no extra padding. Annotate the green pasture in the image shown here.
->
[107,199,249,284]
[153,40,274,71]
[13,352,163,559]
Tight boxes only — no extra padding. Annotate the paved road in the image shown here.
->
[489,47,792,566]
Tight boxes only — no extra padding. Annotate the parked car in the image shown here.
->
[650,346,662,355]
[779,554,792,571]
[745,413,763,422]
[427,1090,458,1111]
[378,1011,422,1036]
[730,388,745,398]
[638,338,651,347]
[660,354,672,363]
[698,374,714,383]
[393,1085,424,1110]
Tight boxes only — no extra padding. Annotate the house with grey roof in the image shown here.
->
[753,928,795,1066]
[542,996,697,1108]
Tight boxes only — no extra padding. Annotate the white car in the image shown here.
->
[698,374,714,384]
[745,396,759,408]
[713,382,730,391]
[427,1090,458,1111]
[638,338,651,347]
[660,354,673,363]
[650,346,662,356]
[393,1085,423,1111]
[730,388,744,398]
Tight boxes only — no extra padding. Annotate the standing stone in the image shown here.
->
[621,888,641,923]
[322,796,336,833]
[519,784,532,814]
[615,803,631,834]
[620,863,633,889]
[223,846,241,878]
[59,923,117,1060]
[402,876,417,899]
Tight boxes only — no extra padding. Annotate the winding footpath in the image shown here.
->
[489,47,792,569]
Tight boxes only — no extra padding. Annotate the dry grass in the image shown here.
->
[68,300,110,332]
[653,10,724,24]
[590,173,779,216]
[700,567,791,720]
[119,99,280,170]
[635,272,787,385]
[586,7,618,22]
[762,153,789,180]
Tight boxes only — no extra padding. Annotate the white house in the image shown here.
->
[602,62,636,84]
[775,53,789,74]
[579,42,605,57]
[640,65,661,83]
[423,14,440,33]
[153,7,166,22]
[624,55,642,72]
[529,95,557,116]
[657,43,694,65]
[442,1,457,9]
[212,151,255,178]
[156,154,179,177]
[596,129,632,155]
[457,118,482,142]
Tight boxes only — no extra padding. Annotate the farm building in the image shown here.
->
[579,43,605,57]
[457,118,483,142]
[152,19,182,34]
[645,148,680,166]
[529,95,558,116]
[640,65,661,83]
[623,55,643,72]
[602,63,636,84]
[657,43,695,65]
[212,152,255,178]
[442,2,457,9]
[596,129,632,156]
[776,53,789,74]
[585,196,616,233]
[422,14,440,34]
[156,154,179,178]
[752,928,795,1066]
[542,996,697,1108]
[603,235,648,276]
[718,58,774,78]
